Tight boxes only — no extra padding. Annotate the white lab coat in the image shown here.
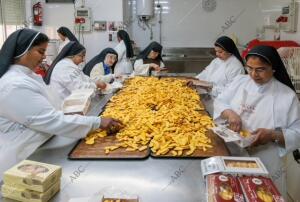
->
[196,55,244,97]
[133,59,165,76]
[0,64,101,181]
[49,58,97,102]
[214,75,300,198]
[114,40,133,75]
[90,62,114,83]
[58,38,70,54]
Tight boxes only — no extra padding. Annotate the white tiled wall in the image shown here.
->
[27,0,124,61]
[27,0,292,59]
[128,0,263,49]
[25,0,300,62]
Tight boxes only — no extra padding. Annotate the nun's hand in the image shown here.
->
[186,79,212,91]
[222,109,242,132]
[150,63,161,71]
[187,81,193,87]
[186,79,198,87]
[100,117,124,135]
[250,128,274,147]
[96,81,107,90]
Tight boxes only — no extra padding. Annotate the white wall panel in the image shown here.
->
[129,0,263,49]
[27,0,124,61]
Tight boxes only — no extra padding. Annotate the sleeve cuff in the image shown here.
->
[213,102,231,120]
[91,116,101,130]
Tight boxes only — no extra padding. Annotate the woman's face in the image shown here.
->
[22,42,48,70]
[58,33,66,41]
[104,53,117,67]
[148,50,159,60]
[73,51,86,65]
[246,56,273,85]
[215,46,231,61]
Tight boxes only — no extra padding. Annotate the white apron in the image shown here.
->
[114,58,133,76]
[231,86,287,198]
[114,40,133,76]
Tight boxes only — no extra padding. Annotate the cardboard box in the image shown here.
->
[69,89,95,99]
[212,126,256,148]
[1,180,60,202]
[63,98,91,115]
[207,174,245,202]
[62,89,94,115]
[3,160,62,192]
[201,156,269,177]
[212,126,241,143]
[238,176,285,202]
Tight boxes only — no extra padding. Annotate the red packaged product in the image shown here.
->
[238,176,285,202]
[207,174,245,202]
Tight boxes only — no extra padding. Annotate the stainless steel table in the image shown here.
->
[0,76,244,202]
[30,144,208,202]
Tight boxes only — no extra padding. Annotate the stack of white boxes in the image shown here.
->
[62,89,94,115]
[1,160,62,202]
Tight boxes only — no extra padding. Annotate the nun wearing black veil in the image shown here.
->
[0,29,121,182]
[133,41,165,76]
[44,41,107,102]
[57,26,79,53]
[83,48,118,83]
[193,36,245,97]
[114,30,134,75]
[214,45,300,199]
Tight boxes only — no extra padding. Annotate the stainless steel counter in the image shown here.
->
[0,78,244,202]
[29,146,209,202]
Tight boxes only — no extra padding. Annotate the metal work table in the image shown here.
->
[0,75,244,202]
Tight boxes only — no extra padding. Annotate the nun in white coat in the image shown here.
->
[214,45,300,199]
[114,30,134,75]
[133,41,165,76]
[57,26,79,53]
[190,36,245,115]
[83,48,118,83]
[44,42,107,102]
[0,29,122,182]
[194,36,245,97]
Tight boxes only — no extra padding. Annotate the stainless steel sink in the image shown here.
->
[132,47,215,74]
[161,48,215,73]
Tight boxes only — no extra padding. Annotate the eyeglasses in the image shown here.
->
[245,66,271,74]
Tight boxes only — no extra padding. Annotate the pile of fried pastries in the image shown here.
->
[85,77,214,156]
